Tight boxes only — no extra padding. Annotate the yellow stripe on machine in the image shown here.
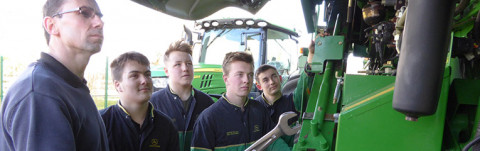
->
[343,86,395,111]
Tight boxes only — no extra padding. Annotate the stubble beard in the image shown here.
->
[84,40,103,54]
[85,29,104,54]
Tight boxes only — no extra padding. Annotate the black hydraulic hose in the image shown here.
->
[471,120,480,151]
[376,42,384,64]
[463,136,480,151]
[346,0,355,43]
[463,119,480,151]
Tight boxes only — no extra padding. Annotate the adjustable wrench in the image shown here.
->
[245,112,301,151]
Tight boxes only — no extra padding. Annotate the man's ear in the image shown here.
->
[114,80,123,92]
[43,16,59,36]
[256,82,263,90]
[222,74,228,84]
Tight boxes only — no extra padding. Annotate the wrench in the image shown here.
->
[245,112,301,151]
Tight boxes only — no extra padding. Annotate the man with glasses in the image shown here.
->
[0,0,108,150]
[101,52,179,151]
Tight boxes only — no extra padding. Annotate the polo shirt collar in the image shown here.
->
[260,93,282,106]
[221,94,249,108]
[39,52,86,88]
[167,84,195,97]
[117,101,155,118]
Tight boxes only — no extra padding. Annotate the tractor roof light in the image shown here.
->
[203,22,211,28]
[235,20,244,25]
[257,21,268,27]
[245,20,255,25]
[211,21,219,27]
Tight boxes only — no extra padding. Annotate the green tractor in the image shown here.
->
[150,18,300,99]
[134,0,480,150]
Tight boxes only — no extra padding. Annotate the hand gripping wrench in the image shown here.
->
[245,111,301,151]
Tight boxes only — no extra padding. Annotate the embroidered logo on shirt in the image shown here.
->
[149,139,161,148]
[226,131,239,136]
[253,125,260,133]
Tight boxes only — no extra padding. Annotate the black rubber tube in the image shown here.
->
[392,0,455,120]
[463,136,480,151]
[471,120,480,151]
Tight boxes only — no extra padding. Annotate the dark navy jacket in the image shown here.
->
[100,102,179,151]
[191,95,279,151]
[0,53,109,151]
[150,85,214,151]
[255,93,299,148]
[254,93,299,125]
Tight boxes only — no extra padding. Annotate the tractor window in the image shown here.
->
[265,29,298,76]
[200,28,262,65]
[192,42,202,64]
[244,32,262,70]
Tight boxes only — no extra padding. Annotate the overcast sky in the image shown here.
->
[0,0,310,73]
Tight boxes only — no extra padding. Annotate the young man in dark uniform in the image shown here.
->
[254,65,299,148]
[150,40,214,151]
[0,0,109,150]
[254,41,316,147]
[255,64,299,125]
[190,52,289,151]
[255,41,316,123]
[100,52,179,151]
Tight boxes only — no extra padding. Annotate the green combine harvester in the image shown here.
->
[133,0,480,150]
[291,0,480,150]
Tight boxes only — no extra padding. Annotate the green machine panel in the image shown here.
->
[342,75,396,105]
[336,74,449,151]
[294,62,339,151]
[192,64,225,95]
[312,36,344,73]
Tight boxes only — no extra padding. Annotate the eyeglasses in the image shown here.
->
[52,6,103,19]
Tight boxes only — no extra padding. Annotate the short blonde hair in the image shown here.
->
[164,40,192,64]
[222,51,254,75]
